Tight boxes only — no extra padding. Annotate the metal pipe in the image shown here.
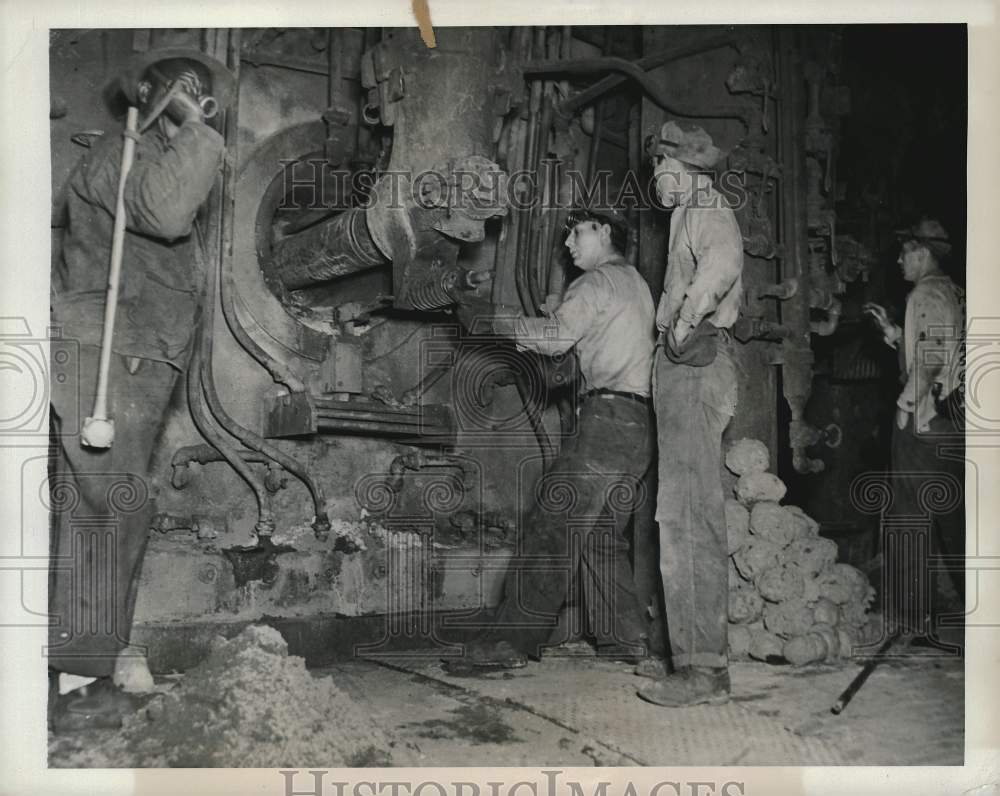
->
[528,96,553,311]
[323,28,355,169]
[313,417,451,437]
[514,27,555,469]
[587,99,604,184]
[626,99,641,262]
[545,164,570,303]
[537,157,565,307]
[215,34,307,394]
[189,332,274,534]
[172,443,273,467]
[170,443,286,492]
[518,30,562,468]
[383,452,470,493]
[400,361,451,405]
[173,33,274,536]
[535,28,564,305]
[528,157,551,309]
[242,53,360,79]
[515,27,546,317]
[776,28,823,475]
[312,398,452,424]
[558,25,572,106]
[272,208,388,290]
[514,366,555,468]
[327,28,342,112]
[202,30,331,537]
[830,630,901,715]
[220,274,307,393]
[536,56,746,120]
[757,278,799,300]
[314,407,429,424]
[199,360,330,531]
[528,55,686,107]
[535,28,576,313]
[540,26,575,309]
[558,33,741,116]
[494,27,531,309]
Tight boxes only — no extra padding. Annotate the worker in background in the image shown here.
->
[447,207,656,672]
[636,121,743,708]
[48,50,233,731]
[864,218,965,645]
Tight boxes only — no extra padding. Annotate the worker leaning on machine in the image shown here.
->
[48,49,233,732]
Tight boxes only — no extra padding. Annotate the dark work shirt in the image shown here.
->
[52,120,224,369]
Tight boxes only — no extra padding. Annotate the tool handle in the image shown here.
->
[86,107,139,441]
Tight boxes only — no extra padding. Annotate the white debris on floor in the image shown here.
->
[50,625,396,768]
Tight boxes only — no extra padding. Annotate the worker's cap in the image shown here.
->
[646,120,723,169]
[895,217,952,259]
[118,48,236,110]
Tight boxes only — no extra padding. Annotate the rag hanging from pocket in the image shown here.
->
[664,318,718,367]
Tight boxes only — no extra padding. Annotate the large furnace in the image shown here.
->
[48,26,873,669]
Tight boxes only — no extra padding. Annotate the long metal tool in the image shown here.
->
[81,106,140,448]
[830,629,901,715]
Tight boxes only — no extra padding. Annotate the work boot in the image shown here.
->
[50,676,153,733]
[636,666,731,707]
[443,640,528,676]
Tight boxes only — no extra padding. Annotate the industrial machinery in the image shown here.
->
[49,26,872,669]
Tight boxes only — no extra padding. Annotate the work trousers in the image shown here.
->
[653,342,737,670]
[887,414,965,636]
[48,344,178,677]
[486,394,654,658]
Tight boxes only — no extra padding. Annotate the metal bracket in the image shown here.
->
[265,391,318,437]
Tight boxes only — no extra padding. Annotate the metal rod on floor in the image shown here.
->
[830,629,901,715]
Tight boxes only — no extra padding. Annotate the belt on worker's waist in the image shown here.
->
[583,388,651,405]
[655,326,732,347]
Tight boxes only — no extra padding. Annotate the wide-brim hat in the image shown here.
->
[895,217,952,258]
[118,48,236,110]
[653,120,723,169]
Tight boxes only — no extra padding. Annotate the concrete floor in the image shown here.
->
[48,642,964,768]
[317,649,964,767]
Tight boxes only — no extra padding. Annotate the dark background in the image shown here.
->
[780,24,967,556]
[838,24,968,291]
